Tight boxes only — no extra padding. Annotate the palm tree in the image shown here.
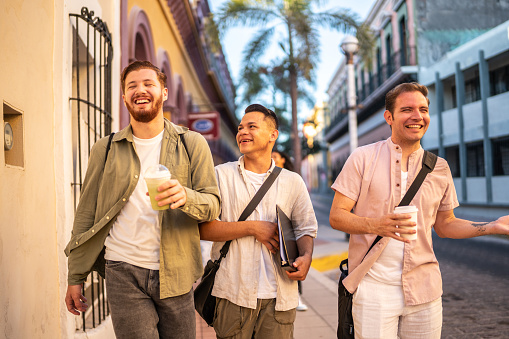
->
[240,59,315,156]
[211,0,372,174]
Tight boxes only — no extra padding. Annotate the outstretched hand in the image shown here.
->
[493,215,509,235]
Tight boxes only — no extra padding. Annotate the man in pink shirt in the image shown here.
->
[330,82,509,338]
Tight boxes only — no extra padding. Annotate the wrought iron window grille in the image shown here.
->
[69,6,113,332]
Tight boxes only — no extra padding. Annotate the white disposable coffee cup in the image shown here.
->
[144,164,171,210]
[394,205,418,240]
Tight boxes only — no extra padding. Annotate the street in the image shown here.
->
[308,192,509,339]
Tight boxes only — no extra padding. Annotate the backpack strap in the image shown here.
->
[104,132,115,164]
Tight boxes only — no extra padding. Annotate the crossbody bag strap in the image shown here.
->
[361,151,438,262]
[398,151,437,207]
[217,166,283,263]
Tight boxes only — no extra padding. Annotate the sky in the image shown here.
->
[207,0,376,117]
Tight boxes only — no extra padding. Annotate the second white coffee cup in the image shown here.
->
[394,205,418,240]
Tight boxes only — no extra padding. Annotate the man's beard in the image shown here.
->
[126,95,163,123]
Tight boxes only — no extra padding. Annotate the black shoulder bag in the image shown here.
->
[337,151,437,339]
[194,166,283,326]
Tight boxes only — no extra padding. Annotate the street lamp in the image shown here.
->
[303,121,318,148]
[340,35,360,152]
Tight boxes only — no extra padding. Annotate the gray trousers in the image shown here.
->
[105,260,196,339]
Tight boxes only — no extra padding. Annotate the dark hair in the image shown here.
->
[385,82,430,114]
[272,150,294,172]
[121,60,167,94]
[244,104,279,130]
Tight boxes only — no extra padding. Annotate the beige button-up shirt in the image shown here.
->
[211,157,318,311]
[332,138,459,306]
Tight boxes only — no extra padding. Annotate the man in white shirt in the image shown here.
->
[199,104,318,338]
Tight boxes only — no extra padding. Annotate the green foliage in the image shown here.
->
[211,0,374,168]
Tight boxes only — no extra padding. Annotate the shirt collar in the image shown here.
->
[386,137,424,157]
[237,155,276,177]
[112,117,185,143]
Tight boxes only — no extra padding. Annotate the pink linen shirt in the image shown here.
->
[211,157,318,311]
[331,138,459,306]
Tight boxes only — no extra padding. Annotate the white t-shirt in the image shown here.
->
[366,171,408,285]
[244,170,278,299]
[104,131,164,270]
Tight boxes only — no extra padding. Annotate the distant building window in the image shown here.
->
[451,76,481,108]
[399,16,407,66]
[466,141,485,177]
[490,64,509,96]
[492,136,509,176]
[445,146,460,177]
[465,77,481,104]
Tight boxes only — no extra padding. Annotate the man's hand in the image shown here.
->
[492,215,509,235]
[371,213,416,243]
[151,179,187,209]
[65,284,88,315]
[251,221,279,254]
[286,253,312,281]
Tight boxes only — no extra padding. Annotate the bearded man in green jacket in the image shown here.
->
[64,61,220,339]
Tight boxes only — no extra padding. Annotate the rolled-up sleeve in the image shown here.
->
[290,175,318,240]
[179,132,221,222]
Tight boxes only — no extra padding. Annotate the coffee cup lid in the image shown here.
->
[144,164,171,179]
[394,205,418,213]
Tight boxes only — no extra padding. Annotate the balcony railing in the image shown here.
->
[326,47,416,133]
[324,107,348,134]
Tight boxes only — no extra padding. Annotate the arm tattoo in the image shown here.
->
[471,222,489,233]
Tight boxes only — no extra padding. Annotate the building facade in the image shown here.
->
[1,0,236,338]
[325,0,509,193]
[123,0,239,164]
[419,20,509,218]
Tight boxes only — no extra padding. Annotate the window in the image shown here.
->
[376,47,382,87]
[490,64,509,96]
[466,142,485,177]
[386,34,392,77]
[451,76,481,108]
[399,17,407,66]
[445,146,460,177]
[465,77,481,104]
[492,136,509,176]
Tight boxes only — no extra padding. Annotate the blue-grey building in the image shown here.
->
[420,20,509,219]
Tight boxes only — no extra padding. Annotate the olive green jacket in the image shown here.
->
[64,119,220,298]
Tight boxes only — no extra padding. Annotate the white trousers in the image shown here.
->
[352,275,442,339]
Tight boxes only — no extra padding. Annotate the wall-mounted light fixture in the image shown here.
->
[4,121,13,151]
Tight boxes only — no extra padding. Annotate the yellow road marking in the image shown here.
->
[311,251,349,272]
